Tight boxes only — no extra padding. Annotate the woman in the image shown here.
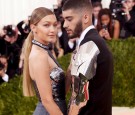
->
[23,7,67,115]
[96,8,120,40]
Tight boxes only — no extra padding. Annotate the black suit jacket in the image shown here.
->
[0,77,5,84]
[79,29,113,115]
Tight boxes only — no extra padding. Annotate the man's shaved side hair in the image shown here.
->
[62,0,92,14]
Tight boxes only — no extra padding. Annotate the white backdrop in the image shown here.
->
[0,0,111,28]
[101,0,111,9]
[0,0,57,27]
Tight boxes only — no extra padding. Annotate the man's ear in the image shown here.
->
[83,14,89,24]
[30,24,37,33]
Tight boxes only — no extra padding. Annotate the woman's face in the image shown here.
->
[32,14,58,44]
[101,14,110,26]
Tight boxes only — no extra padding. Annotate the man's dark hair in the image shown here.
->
[92,2,102,8]
[0,61,4,71]
[62,0,92,12]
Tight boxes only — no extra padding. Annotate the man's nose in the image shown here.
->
[63,21,68,28]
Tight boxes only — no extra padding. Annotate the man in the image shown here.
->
[92,2,102,26]
[110,0,135,38]
[62,0,113,115]
[120,0,135,38]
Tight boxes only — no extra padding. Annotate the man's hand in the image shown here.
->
[68,101,87,115]
[122,2,131,21]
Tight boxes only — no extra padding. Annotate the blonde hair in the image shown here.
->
[23,7,54,96]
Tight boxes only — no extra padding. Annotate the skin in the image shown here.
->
[63,9,91,114]
[122,0,135,20]
[63,10,83,39]
[99,14,120,40]
[0,57,8,71]
[93,6,102,19]
[29,14,63,115]
[31,15,58,45]
[99,15,111,40]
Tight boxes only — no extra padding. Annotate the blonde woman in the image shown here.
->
[23,7,67,115]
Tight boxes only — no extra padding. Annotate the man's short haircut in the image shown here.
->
[92,2,102,8]
[62,0,92,13]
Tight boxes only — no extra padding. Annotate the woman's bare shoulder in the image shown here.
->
[29,48,48,64]
[114,19,120,25]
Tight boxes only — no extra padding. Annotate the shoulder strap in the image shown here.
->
[47,50,61,67]
[32,39,61,67]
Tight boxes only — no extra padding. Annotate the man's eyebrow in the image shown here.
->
[64,16,73,19]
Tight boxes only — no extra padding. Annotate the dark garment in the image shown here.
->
[116,10,135,38]
[31,41,67,115]
[0,38,8,55]
[32,67,67,115]
[33,100,67,115]
[78,29,113,115]
[0,77,5,84]
[59,29,76,55]
[91,0,101,3]
[6,42,21,78]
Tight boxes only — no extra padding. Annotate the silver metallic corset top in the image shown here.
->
[50,67,66,101]
[33,67,65,102]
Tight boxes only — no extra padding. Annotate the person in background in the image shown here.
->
[91,0,101,4]
[54,6,76,55]
[0,55,9,84]
[110,0,135,38]
[96,8,120,40]
[23,7,72,115]
[2,25,21,78]
[17,19,31,48]
[120,0,135,38]
[92,2,102,26]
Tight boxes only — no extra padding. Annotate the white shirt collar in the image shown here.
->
[78,25,95,46]
[2,74,9,82]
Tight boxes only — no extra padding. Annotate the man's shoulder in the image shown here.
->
[84,29,106,45]
[0,77,5,84]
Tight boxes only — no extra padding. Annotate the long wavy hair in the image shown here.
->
[23,7,53,96]
[96,8,114,38]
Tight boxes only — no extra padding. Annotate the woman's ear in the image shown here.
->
[30,24,37,34]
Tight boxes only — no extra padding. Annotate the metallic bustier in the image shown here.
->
[50,67,65,101]
[33,67,65,102]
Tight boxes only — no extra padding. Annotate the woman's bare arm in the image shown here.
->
[113,20,120,39]
[29,51,63,115]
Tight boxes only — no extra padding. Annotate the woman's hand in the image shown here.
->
[99,29,111,40]
[104,30,111,40]
[99,29,105,37]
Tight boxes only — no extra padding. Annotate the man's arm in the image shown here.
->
[65,63,72,94]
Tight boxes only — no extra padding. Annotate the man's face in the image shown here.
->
[125,0,135,10]
[62,9,83,39]
[93,6,102,19]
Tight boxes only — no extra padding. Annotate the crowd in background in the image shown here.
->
[0,0,135,84]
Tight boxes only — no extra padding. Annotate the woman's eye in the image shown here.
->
[44,24,49,27]
[54,23,58,27]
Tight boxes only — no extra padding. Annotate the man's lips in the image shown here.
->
[66,30,72,34]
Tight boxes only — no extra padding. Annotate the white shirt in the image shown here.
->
[78,25,95,46]
[2,73,9,82]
